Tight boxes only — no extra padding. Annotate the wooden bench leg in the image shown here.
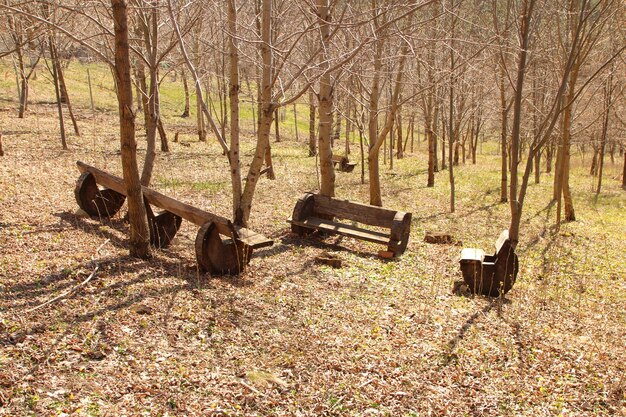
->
[290,193,316,236]
[195,221,252,275]
[149,211,182,248]
[75,172,125,218]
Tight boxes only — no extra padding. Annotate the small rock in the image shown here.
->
[85,350,106,361]
[132,304,153,315]
[377,250,395,259]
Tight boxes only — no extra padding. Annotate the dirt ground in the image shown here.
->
[1,102,625,416]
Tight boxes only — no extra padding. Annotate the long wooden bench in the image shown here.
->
[332,155,357,173]
[74,161,273,274]
[287,192,411,256]
[459,230,519,296]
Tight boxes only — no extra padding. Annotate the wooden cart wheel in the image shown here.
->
[195,222,252,275]
[290,193,316,236]
[149,211,182,248]
[75,172,125,218]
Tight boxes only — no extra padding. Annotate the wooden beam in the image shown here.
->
[76,161,273,249]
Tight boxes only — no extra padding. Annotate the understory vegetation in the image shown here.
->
[1,60,625,416]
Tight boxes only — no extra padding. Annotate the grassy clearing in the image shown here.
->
[0,59,625,416]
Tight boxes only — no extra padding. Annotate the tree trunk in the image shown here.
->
[181,69,190,117]
[274,108,281,142]
[228,0,243,222]
[499,66,508,203]
[112,0,150,258]
[238,0,274,224]
[53,47,80,136]
[316,0,335,197]
[308,88,317,156]
[49,38,67,150]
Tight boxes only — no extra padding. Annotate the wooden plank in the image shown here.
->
[313,194,399,228]
[233,226,274,249]
[77,162,273,248]
[289,217,390,245]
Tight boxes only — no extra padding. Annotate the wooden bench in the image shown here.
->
[332,155,357,173]
[459,230,519,296]
[287,192,411,256]
[74,161,273,274]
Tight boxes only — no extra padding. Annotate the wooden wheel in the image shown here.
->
[75,172,125,218]
[195,222,252,275]
[290,193,316,236]
[149,211,182,248]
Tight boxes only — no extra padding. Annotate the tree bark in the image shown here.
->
[316,0,335,197]
[181,69,190,117]
[228,0,243,222]
[112,0,150,258]
[308,88,317,156]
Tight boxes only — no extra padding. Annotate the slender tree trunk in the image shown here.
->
[508,0,535,246]
[293,103,299,142]
[53,49,80,136]
[228,0,243,222]
[49,38,67,150]
[274,108,281,142]
[499,66,508,203]
[308,88,317,156]
[596,72,612,195]
[181,69,190,117]
[317,0,335,197]
[239,0,274,224]
[112,0,150,258]
[396,109,403,159]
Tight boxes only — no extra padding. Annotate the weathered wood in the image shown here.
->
[144,201,182,248]
[76,161,272,249]
[75,172,125,218]
[459,230,518,297]
[195,221,252,275]
[424,232,453,244]
[290,217,390,245]
[332,155,357,173]
[313,194,399,228]
[288,192,411,256]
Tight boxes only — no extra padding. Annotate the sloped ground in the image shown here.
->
[1,100,625,416]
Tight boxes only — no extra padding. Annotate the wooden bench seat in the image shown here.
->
[288,192,411,256]
[332,155,357,173]
[459,230,518,296]
[75,161,273,274]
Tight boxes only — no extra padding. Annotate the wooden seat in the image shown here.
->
[459,230,518,296]
[75,161,273,274]
[288,192,411,256]
[332,155,357,173]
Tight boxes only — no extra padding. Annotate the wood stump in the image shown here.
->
[424,232,453,244]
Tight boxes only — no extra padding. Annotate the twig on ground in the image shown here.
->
[24,239,110,313]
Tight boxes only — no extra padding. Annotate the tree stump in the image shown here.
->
[424,232,453,244]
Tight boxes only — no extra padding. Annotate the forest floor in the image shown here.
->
[1,61,626,417]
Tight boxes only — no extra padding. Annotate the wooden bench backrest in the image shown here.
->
[494,229,511,256]
[313,194,398,228]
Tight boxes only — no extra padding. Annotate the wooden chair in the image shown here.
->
[332,155,357,173]
[459,230,519,296]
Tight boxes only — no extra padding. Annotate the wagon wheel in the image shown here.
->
[195,222,252,275]
[75,172,125,218]
[149,211,182,248]
[290,192,316,236]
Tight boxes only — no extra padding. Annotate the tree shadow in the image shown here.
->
[441,298,512,366]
